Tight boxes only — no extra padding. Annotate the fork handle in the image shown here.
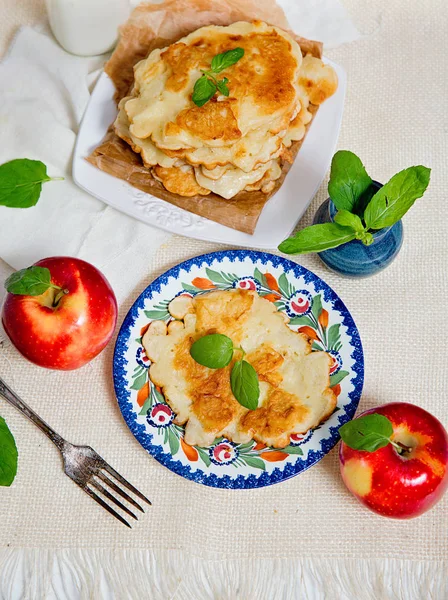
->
[0,376,65,451]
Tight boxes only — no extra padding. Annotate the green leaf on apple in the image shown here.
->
[339,414,393,452]
[0,416,18,486]
[5,266,54,296]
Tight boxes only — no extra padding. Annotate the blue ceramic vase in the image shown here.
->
[312,182,403,278]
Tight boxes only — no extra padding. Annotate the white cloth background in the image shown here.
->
[0,1,447,599]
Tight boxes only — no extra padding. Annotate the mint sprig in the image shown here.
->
[328,151,372,214]
[5,266,68,300]
[192,48,244,107]
[339,413,412,454]
[278,151,430,255]
[189,333,259,409]
[0,159,63,208]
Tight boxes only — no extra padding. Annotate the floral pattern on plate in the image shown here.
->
[113,250,364,488]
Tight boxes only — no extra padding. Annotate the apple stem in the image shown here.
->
[390,439,413,455]
[53,288,69,306]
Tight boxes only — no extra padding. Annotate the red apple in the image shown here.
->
[339,403,448,518]
[2,257,117,370]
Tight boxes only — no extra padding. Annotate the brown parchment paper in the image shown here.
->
[86,0,323,235]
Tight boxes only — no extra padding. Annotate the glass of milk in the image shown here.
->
[45,0,130,56]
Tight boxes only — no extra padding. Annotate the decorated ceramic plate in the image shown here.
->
[113,250,363,489]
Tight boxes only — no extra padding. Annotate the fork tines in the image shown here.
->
[81,464,151,528]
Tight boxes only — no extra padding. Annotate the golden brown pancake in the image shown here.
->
[126,21,302,143]
[152,165,211,196]
[114,21,338,199]
[143,289,336,448]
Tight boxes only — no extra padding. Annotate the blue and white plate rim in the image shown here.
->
[113,250,364,489]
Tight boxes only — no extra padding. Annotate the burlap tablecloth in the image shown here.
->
[0,1,447,598]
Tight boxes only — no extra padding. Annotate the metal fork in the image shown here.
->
[0,376,151,527]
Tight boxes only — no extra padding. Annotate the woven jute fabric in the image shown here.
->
[0,0,447,568]
[1,0,45,57]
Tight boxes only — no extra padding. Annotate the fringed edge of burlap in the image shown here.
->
[1,549,446,599]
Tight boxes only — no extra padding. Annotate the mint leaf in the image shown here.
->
[0,159,62,208]
[211,48,244,73]
[190,333,234,368]
[216,77,229,96]
[190,334,261,408]
[355,184,377,217]
[192,75,217,107]
[364,166,430,230]
[334,210,373,246]
[334,209,364,233]
[339,413,393,452]
[328,151,372,213]
[193,49,243,107]
[5,266,53,296]
[278,223,356,255]
[0,416,18,486]
[230,360,259,410]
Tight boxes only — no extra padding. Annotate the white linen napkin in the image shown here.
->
[0,27,169,304]
[0,1,359,303]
